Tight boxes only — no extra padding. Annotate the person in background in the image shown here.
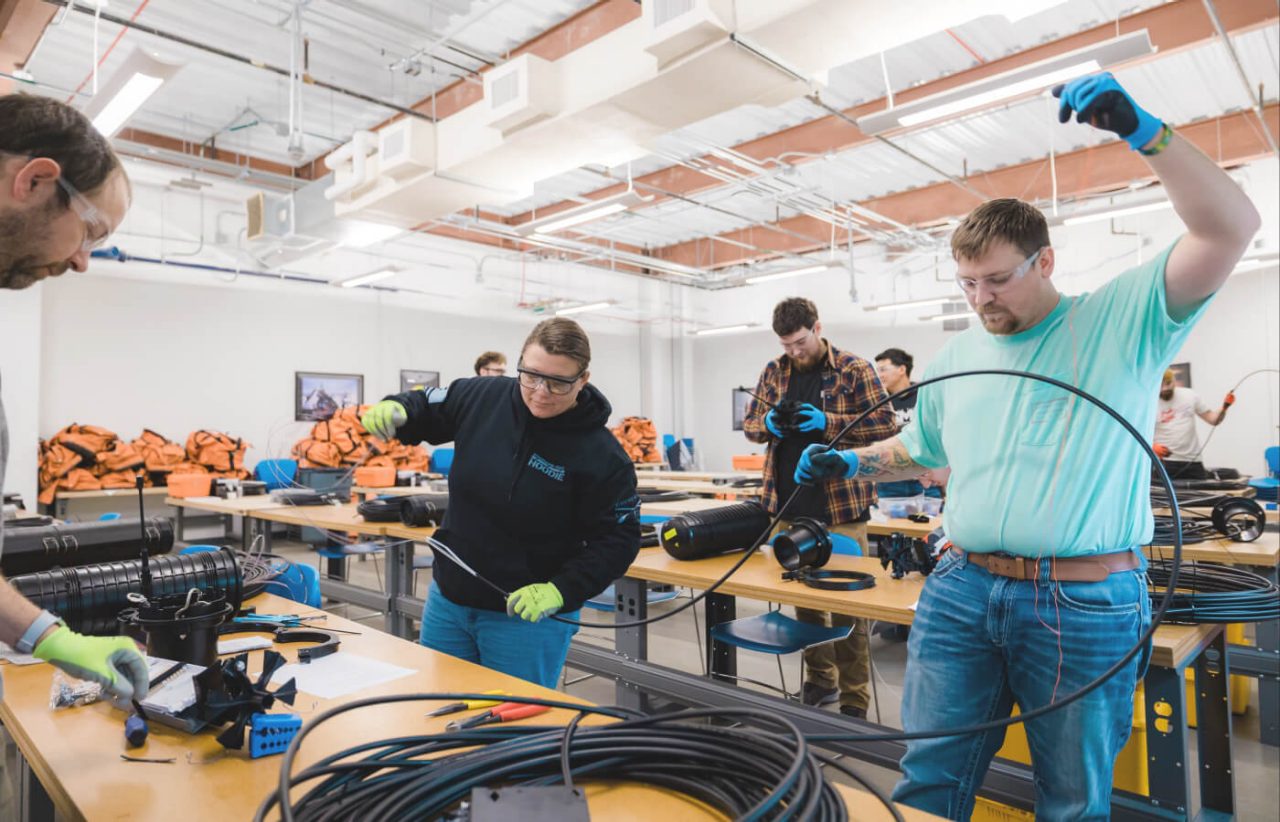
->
[742,297,897,717]
[1153,368,1233,478]
[473,351,507,377]
[873,348,947,501]
[364,318,640,687]
[795,73,1260,818]
[0,94,147,703]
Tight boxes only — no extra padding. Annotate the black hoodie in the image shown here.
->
[388,377,640,613]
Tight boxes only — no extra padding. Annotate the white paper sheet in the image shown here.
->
[269,652,414,699]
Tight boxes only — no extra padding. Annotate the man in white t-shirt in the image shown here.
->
[1153,369,1232,469]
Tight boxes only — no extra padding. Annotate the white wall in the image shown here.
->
[34,271,643,469]
[0,283,44,507]
[1168,265,1280,476]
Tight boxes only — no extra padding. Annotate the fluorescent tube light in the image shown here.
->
[744,262,840,284]
[1232,251,1279,275]
[1061,199,1172,226]
[340,267,397,288]
[555,301,614,316]
[864,296,963,312]
[532,203,628,235]
[82,48,183,137]
[857,31,1153,134]
[899,61,1099,126]
[338,220,403,248]
[517,190,650,236]
[693,324,754,336]
[922,311,977,322]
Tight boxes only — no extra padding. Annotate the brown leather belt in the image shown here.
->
[953,547,1140,582]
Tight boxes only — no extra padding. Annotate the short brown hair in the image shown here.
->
[951,198,1049,261]
[473,351,506,374]
[0,94,122,202]
[772,297,819,337]
[521,317,591,373]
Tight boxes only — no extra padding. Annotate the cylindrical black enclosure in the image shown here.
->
[119,591,233,666]
[9,548,242,635]
[772,517,832,571]
[399,494,450,527]
[0,517,174,576]
[659,501,770,561]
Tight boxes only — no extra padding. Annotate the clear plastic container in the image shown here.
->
[877,495,922,519]
[918,496,943,517]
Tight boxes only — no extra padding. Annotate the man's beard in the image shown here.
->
[0,204,62,290]
[1160,388,1174,401]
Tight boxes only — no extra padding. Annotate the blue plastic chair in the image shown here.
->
[1247,445,1280,506]
[709,610,853,699]
[263,563,322,608]
[98,512,121,521]
[830,533,863,557]
[585,582,680,612]
[255,459,298,491]
[429,448,454,476]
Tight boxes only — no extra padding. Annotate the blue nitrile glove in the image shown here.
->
[765,409,786,438]
[34,627,149,703]
[1052,72,1161,151]
[793,403,826,433]
[506,583,564,623]
[362,400,407,441]
[794,443,859,485]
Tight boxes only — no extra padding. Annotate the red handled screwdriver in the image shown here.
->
[446,702,550,731]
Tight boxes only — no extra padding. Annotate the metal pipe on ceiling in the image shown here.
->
[46,0,436,122]
[1200,0,1278,155]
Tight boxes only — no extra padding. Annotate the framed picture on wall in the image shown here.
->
[731,388,753,431]
[400,369,440,393]
[296,372,363,421]
[1169,362,1192,389]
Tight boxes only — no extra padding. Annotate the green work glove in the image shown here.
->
[34,627,149,703]
[362,400,407,441]
[506,583,564,623]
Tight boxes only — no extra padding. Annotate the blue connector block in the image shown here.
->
[248,712,302,759]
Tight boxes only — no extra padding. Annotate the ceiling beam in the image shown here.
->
[116,127,306,181]
[0,0,56,92]
[649,104,1280,269]
[505,0,1278,227]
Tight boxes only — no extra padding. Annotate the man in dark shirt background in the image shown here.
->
[742,298,896,716]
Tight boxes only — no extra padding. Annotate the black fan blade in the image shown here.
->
[256,650,288,688]
[272,678,298,706]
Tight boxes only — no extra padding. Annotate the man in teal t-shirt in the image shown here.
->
[795,74,1261,820]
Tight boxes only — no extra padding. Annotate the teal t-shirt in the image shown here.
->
[899,241,1210,557]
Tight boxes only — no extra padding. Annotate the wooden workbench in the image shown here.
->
[0,592,932,822]
[46,486,170,519]
[635,478,762,498]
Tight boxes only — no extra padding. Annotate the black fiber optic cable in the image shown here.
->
[425,369,1185,747]
[1145,559,1279,623]
[257,695,870,822]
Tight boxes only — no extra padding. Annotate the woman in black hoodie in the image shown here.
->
[362,318,641,687]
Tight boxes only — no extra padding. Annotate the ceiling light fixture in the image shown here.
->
[339,267,398,288]
[337,220,403,248]
[1060,198,1173,226]
[555,300,614,316]
[692,323,756,336]
[1232,250,1279,275]
[856,31,1153,134]
[82,48,183,137]
[921,311,977,322]
[864,295,963,312]
[517,190,651,236]
[744,262,842,284]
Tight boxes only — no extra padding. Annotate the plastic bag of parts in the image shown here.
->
[49,670,102,710]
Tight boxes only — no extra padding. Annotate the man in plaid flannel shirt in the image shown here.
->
[742,297,897,716]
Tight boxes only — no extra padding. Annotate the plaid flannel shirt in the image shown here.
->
[742,342,897,524]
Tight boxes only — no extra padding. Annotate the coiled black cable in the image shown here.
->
[255,693,896,822]
[1145,559,1279,623]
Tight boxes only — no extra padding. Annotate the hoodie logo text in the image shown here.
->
[528,453,566,482]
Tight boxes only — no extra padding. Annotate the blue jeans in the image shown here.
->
[419,581,580,689]
[892,550,1151,821]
